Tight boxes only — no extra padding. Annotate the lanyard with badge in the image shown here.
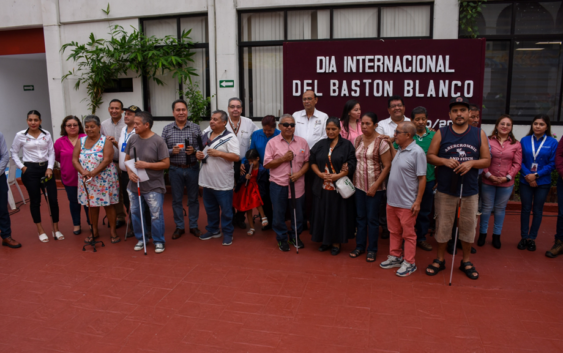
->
[530,135,546,172]
[121,128,134,152]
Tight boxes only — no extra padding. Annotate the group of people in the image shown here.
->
[1,92,562,279]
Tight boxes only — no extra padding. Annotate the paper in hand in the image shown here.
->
[125,159,149,182]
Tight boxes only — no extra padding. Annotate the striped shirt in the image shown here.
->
[353,136,390,193]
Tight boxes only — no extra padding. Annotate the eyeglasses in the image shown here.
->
[394,129,408,135]
[390,104,404,109]
[229,105,242,109]
[66,124,79,127]
[281,123,296,128]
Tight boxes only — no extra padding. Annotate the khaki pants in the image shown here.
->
[435,191,478,244]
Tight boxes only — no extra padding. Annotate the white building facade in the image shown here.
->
[1,0,562,148]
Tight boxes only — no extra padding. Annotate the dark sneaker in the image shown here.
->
[222,235,233,246]
[492,234,501,249]
[278,241,290,252]
[527,240,536,252]
[546,240,563,258]
[477,233,487,247]
[289,237,305,249]
[199,232,222,240]
[517,238,528,250]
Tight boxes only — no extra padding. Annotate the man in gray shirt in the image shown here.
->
[101,98,126,227]
[380,121,426,277]
[0,132,21,248]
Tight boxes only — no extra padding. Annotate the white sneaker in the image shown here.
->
[155,243,165,254]
[396,260,417,277]
[380,255,403,269]
[134,240,144,251]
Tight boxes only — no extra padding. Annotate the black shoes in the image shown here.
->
[492,234,501,249]
[517,238,528,250]
[278,241,290,252]
[477,233,487,247]
[289,237,305,249]
[330,246,341,256]
[318,244,331,252]
[527,240,536,251]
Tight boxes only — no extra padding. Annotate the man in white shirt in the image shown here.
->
[292,89,328,229]
[101,98,126,228]
[204,97,257,229]
[375,95,411,239]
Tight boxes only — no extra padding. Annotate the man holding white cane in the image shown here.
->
[425,97,490,280]
[124,111,170,254]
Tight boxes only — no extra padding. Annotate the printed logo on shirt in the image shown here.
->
[299,149,305,154]
[315,120,322,126]
[444,143,478,162]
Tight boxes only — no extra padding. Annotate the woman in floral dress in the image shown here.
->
[72,115,120,243]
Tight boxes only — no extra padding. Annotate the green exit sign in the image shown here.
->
[219,80,234,88]
[23,85,34,91]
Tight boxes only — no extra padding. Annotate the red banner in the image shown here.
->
[283,39,486,128]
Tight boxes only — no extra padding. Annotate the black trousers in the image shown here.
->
[261,180,273,222]
[21,163,59,224]
[304,168,315,222]
[0,174,11,239]
[379,190,388,230]
[233,161,246,223]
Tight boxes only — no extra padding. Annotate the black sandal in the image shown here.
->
[426,259,446,276]
[459,261,479,280]
[366,251,376,262]
[349,248,365,258]
[111,236,121,244]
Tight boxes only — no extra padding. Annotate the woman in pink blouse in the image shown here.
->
[478,114,522,249]
[54,116,88,235]
[340,99,362,143]
[350,112,393,262]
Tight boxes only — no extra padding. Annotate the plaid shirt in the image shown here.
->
[161,121,202,165]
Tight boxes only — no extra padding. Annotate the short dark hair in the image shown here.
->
[27,110,41,120]
[361,112,378,125]
[527,114,552,138]
[212,110,228,122]
[245,149,260,161]
[172,99,188,111]
[411,106,428,119]
[135,111,154,129]
[469,104,479,111]
[387,95,404,108]
[327,116,341,129]
[109,99,123,109]
[303,89,317,98]
[262,115,276,128]
[60,115,85,136]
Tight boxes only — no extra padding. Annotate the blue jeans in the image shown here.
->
[355,189,383,252]
[556,178,563,242]
[415,180,435,242]
[520,183,551,240]
[480,183,513,235]
[202,188,234,242]
[127,190,165,244]
[270,182,304,243]
[63,184,90,226]
[0,174,11,239]
[169,165,200,229]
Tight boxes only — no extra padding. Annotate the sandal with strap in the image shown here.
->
[366,251,376,262]
[459,260,479,280]
[426,259,446,276]
[111,236,121,244]
[261,217,269,226]
[247,228,255,236]
[349,248,365,258]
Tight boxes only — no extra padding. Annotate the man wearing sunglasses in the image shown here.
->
[292,90,328,231]
[264,114,310,252]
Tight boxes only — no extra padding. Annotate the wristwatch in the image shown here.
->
[534,173,539,179]
[506,174,512,181]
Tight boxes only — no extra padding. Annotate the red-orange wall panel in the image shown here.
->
[0,28,45,55]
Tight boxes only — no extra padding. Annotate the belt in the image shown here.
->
[24,161,48,167]
[171,162,197,169]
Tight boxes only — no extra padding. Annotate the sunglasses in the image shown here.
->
[281,123,296,128]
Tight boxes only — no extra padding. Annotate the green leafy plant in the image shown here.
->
[179,82,214,124]
[459,0,487,38]
[61,23,198,114]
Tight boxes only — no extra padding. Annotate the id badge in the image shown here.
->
[531,163,538,172]
[121,143,126,152]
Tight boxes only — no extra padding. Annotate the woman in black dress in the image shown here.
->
[309,117,357,255]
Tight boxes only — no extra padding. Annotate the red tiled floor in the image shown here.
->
[1,188,563,352]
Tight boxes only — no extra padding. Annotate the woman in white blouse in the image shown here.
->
[10,110,64,242]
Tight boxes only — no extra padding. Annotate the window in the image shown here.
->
[142,15,209,120]
[239,4,433,119]
[460,1,563,124]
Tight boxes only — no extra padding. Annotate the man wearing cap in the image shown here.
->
[101,98,127,227]
[118,105,150,238]
[162,99,203,239]
[425,97,490,280]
